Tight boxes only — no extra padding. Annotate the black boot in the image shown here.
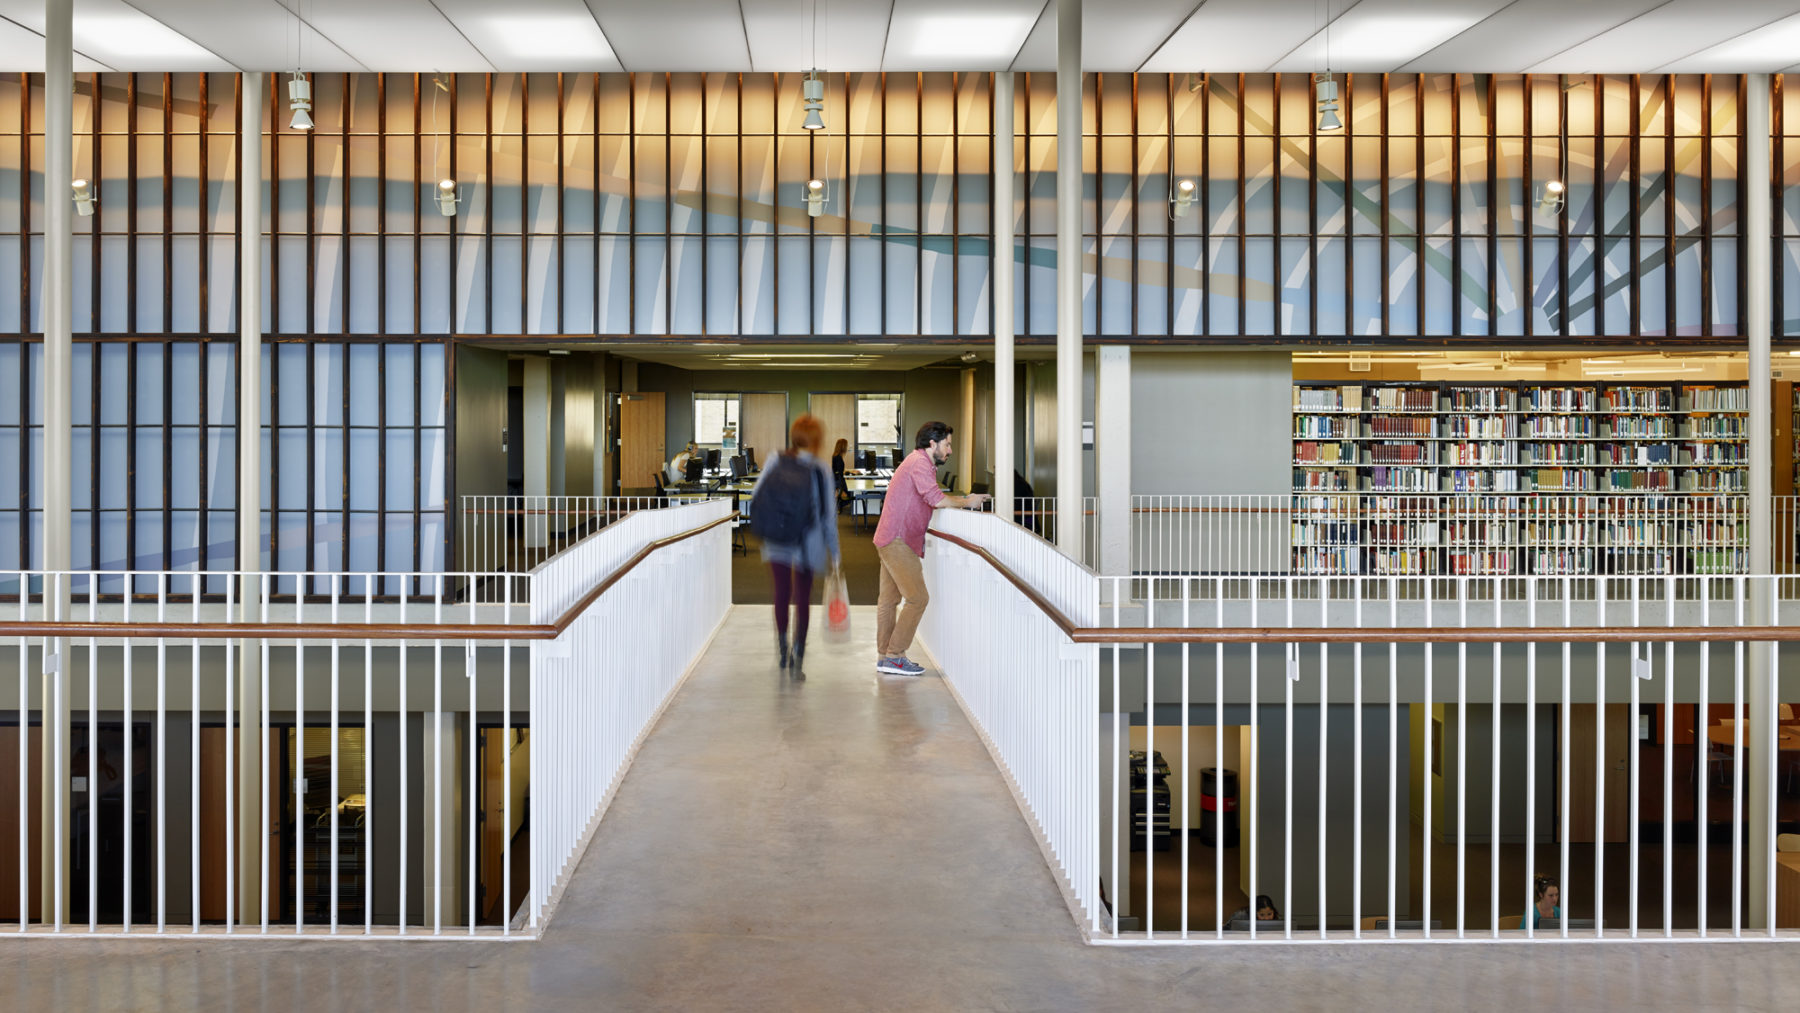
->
[791,641,805,673]
[777,632,790,668]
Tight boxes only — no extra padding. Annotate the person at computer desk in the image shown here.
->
[670,441,698,480]
[1517,873,1560,929]
[1224,894,1280,927]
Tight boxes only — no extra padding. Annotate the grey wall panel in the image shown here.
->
[1131,351,1291,496]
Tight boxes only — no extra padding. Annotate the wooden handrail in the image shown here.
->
[0,514,737,643]
[927,528,1797,646]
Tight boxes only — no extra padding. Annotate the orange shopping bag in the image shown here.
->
[823,564,851,643]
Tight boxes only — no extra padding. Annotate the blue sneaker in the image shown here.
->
[876,655,925,676]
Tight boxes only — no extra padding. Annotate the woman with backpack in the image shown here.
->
[749,414,840,672]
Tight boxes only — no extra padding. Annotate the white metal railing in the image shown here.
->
[919,513,1800,945]
[1009,496,1099,567]
[461,495,668,577]
[0,498,730,939]
[919,509,1102,932]
[525,498,731,929]
[1127,493,1758,580]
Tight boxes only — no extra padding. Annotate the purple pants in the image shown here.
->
[770,562,816,648]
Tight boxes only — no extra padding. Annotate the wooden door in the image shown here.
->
[1565,704,1631,843]
[0,726,43,921]
[197,727,283,923]
[809,394,855,461]
[739,393,788,462]
[617,392,665,494]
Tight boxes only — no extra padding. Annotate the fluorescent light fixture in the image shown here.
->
[76,14,217,63]
[901,15,1036,60]
[1678,17,1800,69]
[1788,351,1800,357]
[1169,178,1196,219]
[71,178,95,216]
[472,15,617,65]
[288,73,313,131]
[1307,14,1482,65]
[435,178,460,217]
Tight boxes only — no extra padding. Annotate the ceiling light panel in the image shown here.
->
[70,0,364,72]
[741,0,889,71]
[1399,0,1666,71]
[1139,0,1320,73]
[578,0,752,71]
[1532,0,1800,73]
[1657,10,1800,72]
[0,14,108,72]
[295,0,495,71]
[0,0,229,70]
[1271,0,1511,73]
[885,0,1043,71]
[433,0,621,71]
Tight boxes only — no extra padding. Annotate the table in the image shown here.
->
[1705,725,1800,751]
[844,476,889,532]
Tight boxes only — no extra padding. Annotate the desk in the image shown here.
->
[1705,725,1800,751]
[845,477,889,532]
[1779,854,1800,929]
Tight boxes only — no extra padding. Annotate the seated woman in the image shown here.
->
[1517,873,1560,929]
[1223,894,1279,928]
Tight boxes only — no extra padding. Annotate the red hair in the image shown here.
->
[789,413,824,454]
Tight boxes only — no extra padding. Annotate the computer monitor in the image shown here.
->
[729,455,746,480]
[683,457,704,483]
[1372,919,1443,931]
[1224,918,1286,932]
[743,447,756,471]
[858,450,876,471]
[1538,917,1598,931]
[705,448,722,470]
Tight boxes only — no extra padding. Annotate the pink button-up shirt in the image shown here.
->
[872,448,945,557]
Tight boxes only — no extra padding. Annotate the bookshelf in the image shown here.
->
[1291,381,1750,576]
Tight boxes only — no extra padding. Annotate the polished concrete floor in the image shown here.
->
[3,605,1800,1011]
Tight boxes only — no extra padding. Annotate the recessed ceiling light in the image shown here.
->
[901,15,1036,60]
[472,15,616,64]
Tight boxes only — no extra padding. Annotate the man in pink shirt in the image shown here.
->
[872,421,989,675]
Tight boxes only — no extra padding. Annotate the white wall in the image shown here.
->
[1130,350,1292,496]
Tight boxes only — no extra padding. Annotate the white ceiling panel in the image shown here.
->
[885,0,1045,71]
[1528,0,1800,72]
[1270,0,1514,73]
[1138,0,1317,73]
[1085,0,1204,71]
[1006,2,1056,71]
[741,0,891,71]
[584,0,752,71]
[1657,10,1800,73]
[0,0,233,70]
[1402,0,1667,71]
[54,0,363,72]
[435,0,620,72]
[301,0,493,72]
[0,13,110,71]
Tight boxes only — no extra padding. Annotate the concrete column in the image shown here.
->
[550,363,567,496]
[592,354,610,496]
[1054,0,1083,555]
[993,72,1015,522]
[420,711,463,929]
[522,358,551,547]
[235,71,266,924]
[1096,347,1130,575]
[958,368,976,494]
[40,0,72,927]
[1745,72,1774,928]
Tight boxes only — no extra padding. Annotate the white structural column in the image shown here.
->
[993,72,1015,522]
[236,71,266,924]
[1054,0,1082,554]
[1095,348,1129,575]
[1745,72,1774,928]
[40,0,73,926]
[523,358,551,547]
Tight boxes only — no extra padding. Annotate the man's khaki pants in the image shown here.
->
[875,541,928,658]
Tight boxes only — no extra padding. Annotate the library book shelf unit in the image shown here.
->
[1292,381,1748,577]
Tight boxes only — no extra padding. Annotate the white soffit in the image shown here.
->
[741,0,890,71]
[1270,0,1514,74]
[1138,0,1319,73]
[0,13,108,72]
[885,0,1045,71]
[53,0,361,72]
[1530,0,1800,72]
[298,0,491,72]
[583,0,752,72]
[1403,0,1668,72]
[434,0,620,72]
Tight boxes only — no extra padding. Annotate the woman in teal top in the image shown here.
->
[1519,873,1561,929]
